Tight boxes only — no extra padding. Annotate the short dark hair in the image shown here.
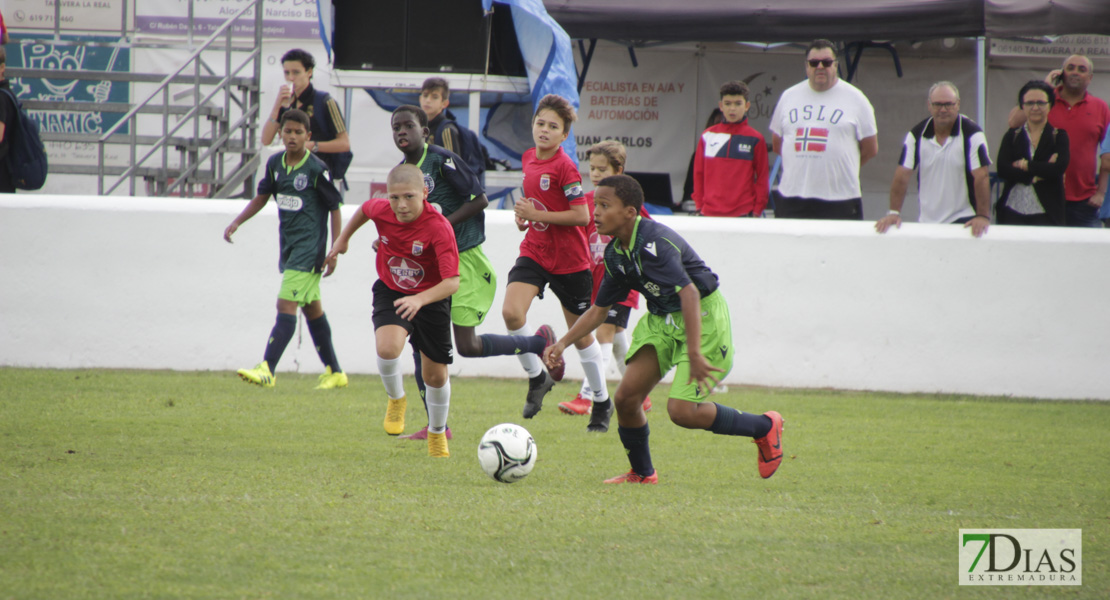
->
[534,94,577,130]
[280,108,311,130]
[806,39,837,60]
[597,174,644,212]
[1018,80,1056,109]
[421,77,450,97]
[719,80,749,100]
[281,49,316,71]
[392,104,428,128]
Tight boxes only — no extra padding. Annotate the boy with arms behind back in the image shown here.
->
[224,109,347,390]
[693,80,769,217]
[543,175,784,483]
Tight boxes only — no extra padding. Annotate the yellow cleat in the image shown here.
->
[237,361,275,388]
[383,396,406,435]
[427,431,450,457]
[315,366,348,390]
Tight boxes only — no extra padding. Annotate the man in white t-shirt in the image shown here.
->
[876,82,992,237]
[769,39,879,219]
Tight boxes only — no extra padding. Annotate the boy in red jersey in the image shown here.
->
[558,140,653,417]
[693,80,769,217]
[327,164,460,457]
[507,94,613,432]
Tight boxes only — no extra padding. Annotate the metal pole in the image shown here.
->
[977,37,986,127]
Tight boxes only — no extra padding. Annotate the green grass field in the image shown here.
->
[1,368,1106,599]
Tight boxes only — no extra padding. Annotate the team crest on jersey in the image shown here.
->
[388,256,425,290]
[412,240,424,256]
[540,174,551,191]
[423,173,436,194]
[293,173,309,191]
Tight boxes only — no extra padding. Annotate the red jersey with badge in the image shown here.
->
[361,198,459,294]
[584,190,651,308]
[519,147,590,274]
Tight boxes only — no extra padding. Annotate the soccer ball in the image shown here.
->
[477,423,537,483]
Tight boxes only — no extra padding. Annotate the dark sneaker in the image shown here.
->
[586,398,613,433]
[536,324,564,381]
[523,371,555,419]
[604,470,658,484]
[753,410,784,479]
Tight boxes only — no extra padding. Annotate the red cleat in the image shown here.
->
[603,470,658,484]
[642,396,652,412]
[558,394,592,415]
[753,411,784,479]
[536,324,564,381]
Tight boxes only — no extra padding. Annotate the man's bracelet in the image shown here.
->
[975,214,990,219]
[887,209,900,216]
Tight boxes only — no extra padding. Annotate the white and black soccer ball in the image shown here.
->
[477,423,537,483]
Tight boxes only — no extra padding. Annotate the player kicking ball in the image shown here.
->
[543,175,783,483]
[327,164,460,457]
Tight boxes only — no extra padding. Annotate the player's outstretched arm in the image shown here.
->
[543,304,609,371]
[446,193,489,227]
[323,208,343,276]
[326,209,370,264]
[679,284,723,394]
[224,194,270,242]
[877,166,912,234]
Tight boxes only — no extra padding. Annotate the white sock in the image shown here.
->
[612,331,629,375]
[426,380,450,434]
[510,325,543,378]
[577,340,609,402]
[376,355,405,399]
[599,342,613,378]
[579,378,592,398]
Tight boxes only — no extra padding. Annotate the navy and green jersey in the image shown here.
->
[408,144,486,252]
[258,151,341,273]
[596,216,720,316]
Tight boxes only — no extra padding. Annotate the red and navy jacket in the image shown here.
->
[692,118,769,217]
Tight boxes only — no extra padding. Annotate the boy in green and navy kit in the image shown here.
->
[224,109,347,389]
[543,175,784,484]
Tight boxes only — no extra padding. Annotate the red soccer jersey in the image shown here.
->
[584,190,650,308]
[519,147,590,274]
[362,198,459,294]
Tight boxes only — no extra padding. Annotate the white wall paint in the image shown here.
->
[2,195,1107,400]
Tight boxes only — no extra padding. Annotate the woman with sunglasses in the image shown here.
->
[996,80,1070,226]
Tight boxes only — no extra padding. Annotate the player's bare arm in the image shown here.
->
[323,208,342,276]
[514,198,589,227]
[877,166,912,234]
[394,276,460,321]
[543,304,610,370]
[445,194,489,227]
[679,283,722,393]
[224,194,270,242]
[325,209,370,263]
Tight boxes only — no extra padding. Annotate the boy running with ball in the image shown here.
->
[543,175,784,483]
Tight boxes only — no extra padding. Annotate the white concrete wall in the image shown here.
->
[2,195,1107,400]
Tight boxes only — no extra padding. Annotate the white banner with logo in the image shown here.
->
[960,529,1081,586]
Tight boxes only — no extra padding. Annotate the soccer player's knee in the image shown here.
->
[423,368,448,388]
[613,388,642,414]
[667,401,699,429]
[456,336,483,358]
[501,306,525,330]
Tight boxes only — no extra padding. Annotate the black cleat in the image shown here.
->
[523,371,555,419]
[586,398,613,433]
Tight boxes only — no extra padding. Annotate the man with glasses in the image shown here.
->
[769,39,878,219]
[1008,55,1110,227]
[876,82,991,237]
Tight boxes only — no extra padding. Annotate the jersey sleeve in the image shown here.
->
[594,265,631,308]
[898,131,918,170]
[440,149,484,199]
[315,160,343,210]
[560,158,586,205]
[257,165,276,196]
[856,91,878,140]
[323,96,347,136]
[968,129,992,169]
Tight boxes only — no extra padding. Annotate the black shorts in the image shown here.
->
[774,193,863,220]
[604,303,632,328]
[371,280,454,365]
[507,256,593,315]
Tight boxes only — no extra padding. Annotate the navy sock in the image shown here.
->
[262,313,297,371]
[478,333,546,357]
[412,346,428,407]
[617,423,654,477]
[709,403,772,438]
[306,313,341,373]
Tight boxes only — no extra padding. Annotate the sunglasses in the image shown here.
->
[807,58,835,68]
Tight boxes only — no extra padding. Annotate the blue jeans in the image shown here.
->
[1064,199,1103,228]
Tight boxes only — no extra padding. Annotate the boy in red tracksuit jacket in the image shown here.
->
[693,80,769,217]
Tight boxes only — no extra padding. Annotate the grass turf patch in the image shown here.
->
[1,368,1106,598]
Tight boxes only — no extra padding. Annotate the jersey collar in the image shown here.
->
[614,215,644,257]
[282,150,311,173]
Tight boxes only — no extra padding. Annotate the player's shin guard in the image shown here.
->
[262,313,297,371]
[306,313,341,373]
[577,340,609,403]
[376,355,405,400]
[617,423,654,477]
[426,380,450,434]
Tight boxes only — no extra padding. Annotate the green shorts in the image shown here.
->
[452,245,496,327]
[626,290,733,403]
[278,269,322,307]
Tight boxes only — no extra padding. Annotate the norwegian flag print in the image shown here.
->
[794,127,829,152]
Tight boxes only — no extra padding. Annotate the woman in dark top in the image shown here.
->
[996,80,1069,226]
